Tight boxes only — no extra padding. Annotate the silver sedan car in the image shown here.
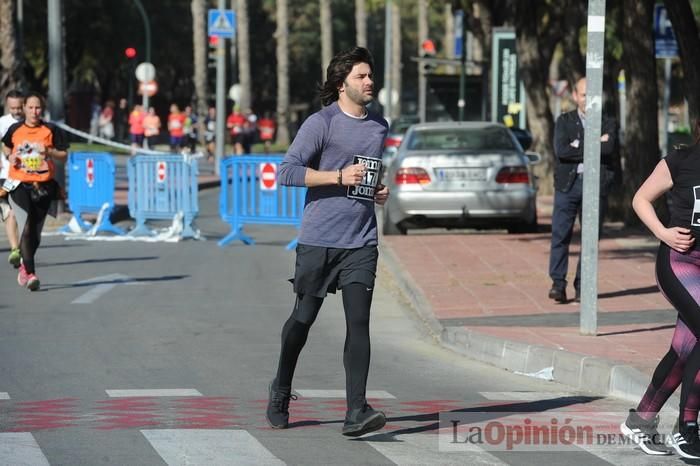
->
[381,122,541,235]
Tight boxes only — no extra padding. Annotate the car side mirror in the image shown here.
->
[525,151,542,164]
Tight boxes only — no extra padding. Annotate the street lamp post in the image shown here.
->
[132,0,152,109]
[132,0,152,64]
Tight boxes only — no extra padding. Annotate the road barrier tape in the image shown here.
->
[55,122,171,155]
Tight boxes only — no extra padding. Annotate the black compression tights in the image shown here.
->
[637,244,700,423]
[274,283,374,410]
[9,185,51,274]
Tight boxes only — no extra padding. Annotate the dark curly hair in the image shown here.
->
[318,46,375,107]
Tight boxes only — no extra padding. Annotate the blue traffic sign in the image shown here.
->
[653,4,678,58]
[208,9,236,38]
[454,10,464,58]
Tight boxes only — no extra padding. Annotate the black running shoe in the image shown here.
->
[265,380,297,429]
[342,403,386,437]
[669,420,700,459]
[619,409,671,455]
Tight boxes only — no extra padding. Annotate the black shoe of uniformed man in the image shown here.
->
[342,403,386,437]
[548,283,567,303]
[574,287,581,303]
[266,380,296,429]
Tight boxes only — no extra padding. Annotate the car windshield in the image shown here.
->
[390,118,419,135]
[406,127,517,151]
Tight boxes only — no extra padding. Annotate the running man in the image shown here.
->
[0,90,23,267]
[265,47,390,437]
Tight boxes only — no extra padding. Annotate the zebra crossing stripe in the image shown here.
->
[0,433,50,466]
[141,429,284,466]
[367,432,506,465]
[106,389,203,397]
[295,390,396,399]
[478,392,576,401]
[0,393,9,400]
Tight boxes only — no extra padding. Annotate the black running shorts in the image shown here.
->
[290,244,378,298]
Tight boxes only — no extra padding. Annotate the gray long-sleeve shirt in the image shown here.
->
[278,102,388,248]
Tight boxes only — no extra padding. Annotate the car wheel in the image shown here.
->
[382,209,407,235]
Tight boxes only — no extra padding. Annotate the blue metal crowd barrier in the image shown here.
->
[127,154,199,238]
[218,155,306,249]
[61,152,124,235]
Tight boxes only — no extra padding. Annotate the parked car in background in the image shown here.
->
[508,127,533,151]
[381,121,541,235]
[382,115,420,167]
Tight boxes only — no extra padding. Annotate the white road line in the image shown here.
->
[106,389,203,397]
[0,433,50,466]
[0,392,9,400]
[478,392,576,401]
[72,273,140,304]
[142,429,284,466]
[295,389,396,399]
[368,432,505,466]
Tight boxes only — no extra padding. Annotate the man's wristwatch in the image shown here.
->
[337,169,343,186]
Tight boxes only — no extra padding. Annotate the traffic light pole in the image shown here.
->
[215,2,226,176]
[580,0,606,335]
[383,0,393,121]
[458,35,466,121]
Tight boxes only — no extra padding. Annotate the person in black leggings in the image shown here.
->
[1,92,68,291]
[265,47,390,437]
[621,132,700,458]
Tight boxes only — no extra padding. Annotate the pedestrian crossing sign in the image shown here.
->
[208,9,236,38]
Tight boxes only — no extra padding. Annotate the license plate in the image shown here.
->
[436,168,487,181]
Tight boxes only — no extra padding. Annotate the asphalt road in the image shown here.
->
[0,189,688,465]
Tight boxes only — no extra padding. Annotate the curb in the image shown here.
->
[379,241,674,406]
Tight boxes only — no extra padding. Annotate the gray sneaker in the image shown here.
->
[342,403,386,437]
[265,380,296,429]
[619,409,671,455]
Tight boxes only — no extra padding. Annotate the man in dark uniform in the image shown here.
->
[548,77,618,303]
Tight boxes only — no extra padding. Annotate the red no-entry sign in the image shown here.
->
[86,158,95,187]
[259,162,277,191]
[157,161,167,183]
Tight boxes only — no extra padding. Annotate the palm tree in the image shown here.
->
[236,0,252,111]
[320,0,333,81]
[275,0,290,145]
[191,0,208,123]
[355,0,367,47]
[0,0,21,96]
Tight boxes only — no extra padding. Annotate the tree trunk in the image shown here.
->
[275,0,290,145]
[191,0,208,122]
[621,0,660,225]
[320,0,332,82]
[417,0,427,122]
[513,1,560,193]
[0,0,21,96]
[236,0,252,111]
[355,0,366,47]
[664,0,700,130]
[560,0,586,85]
[443,3,455,75]
[391,1,401,119]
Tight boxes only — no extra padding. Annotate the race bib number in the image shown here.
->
[347,155,382,202]
[692,186,700,227]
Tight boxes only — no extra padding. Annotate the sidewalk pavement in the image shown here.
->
[379,195,674,405]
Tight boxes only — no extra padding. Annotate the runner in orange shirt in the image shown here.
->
[1,92,69,291]
[167,104,186,153]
